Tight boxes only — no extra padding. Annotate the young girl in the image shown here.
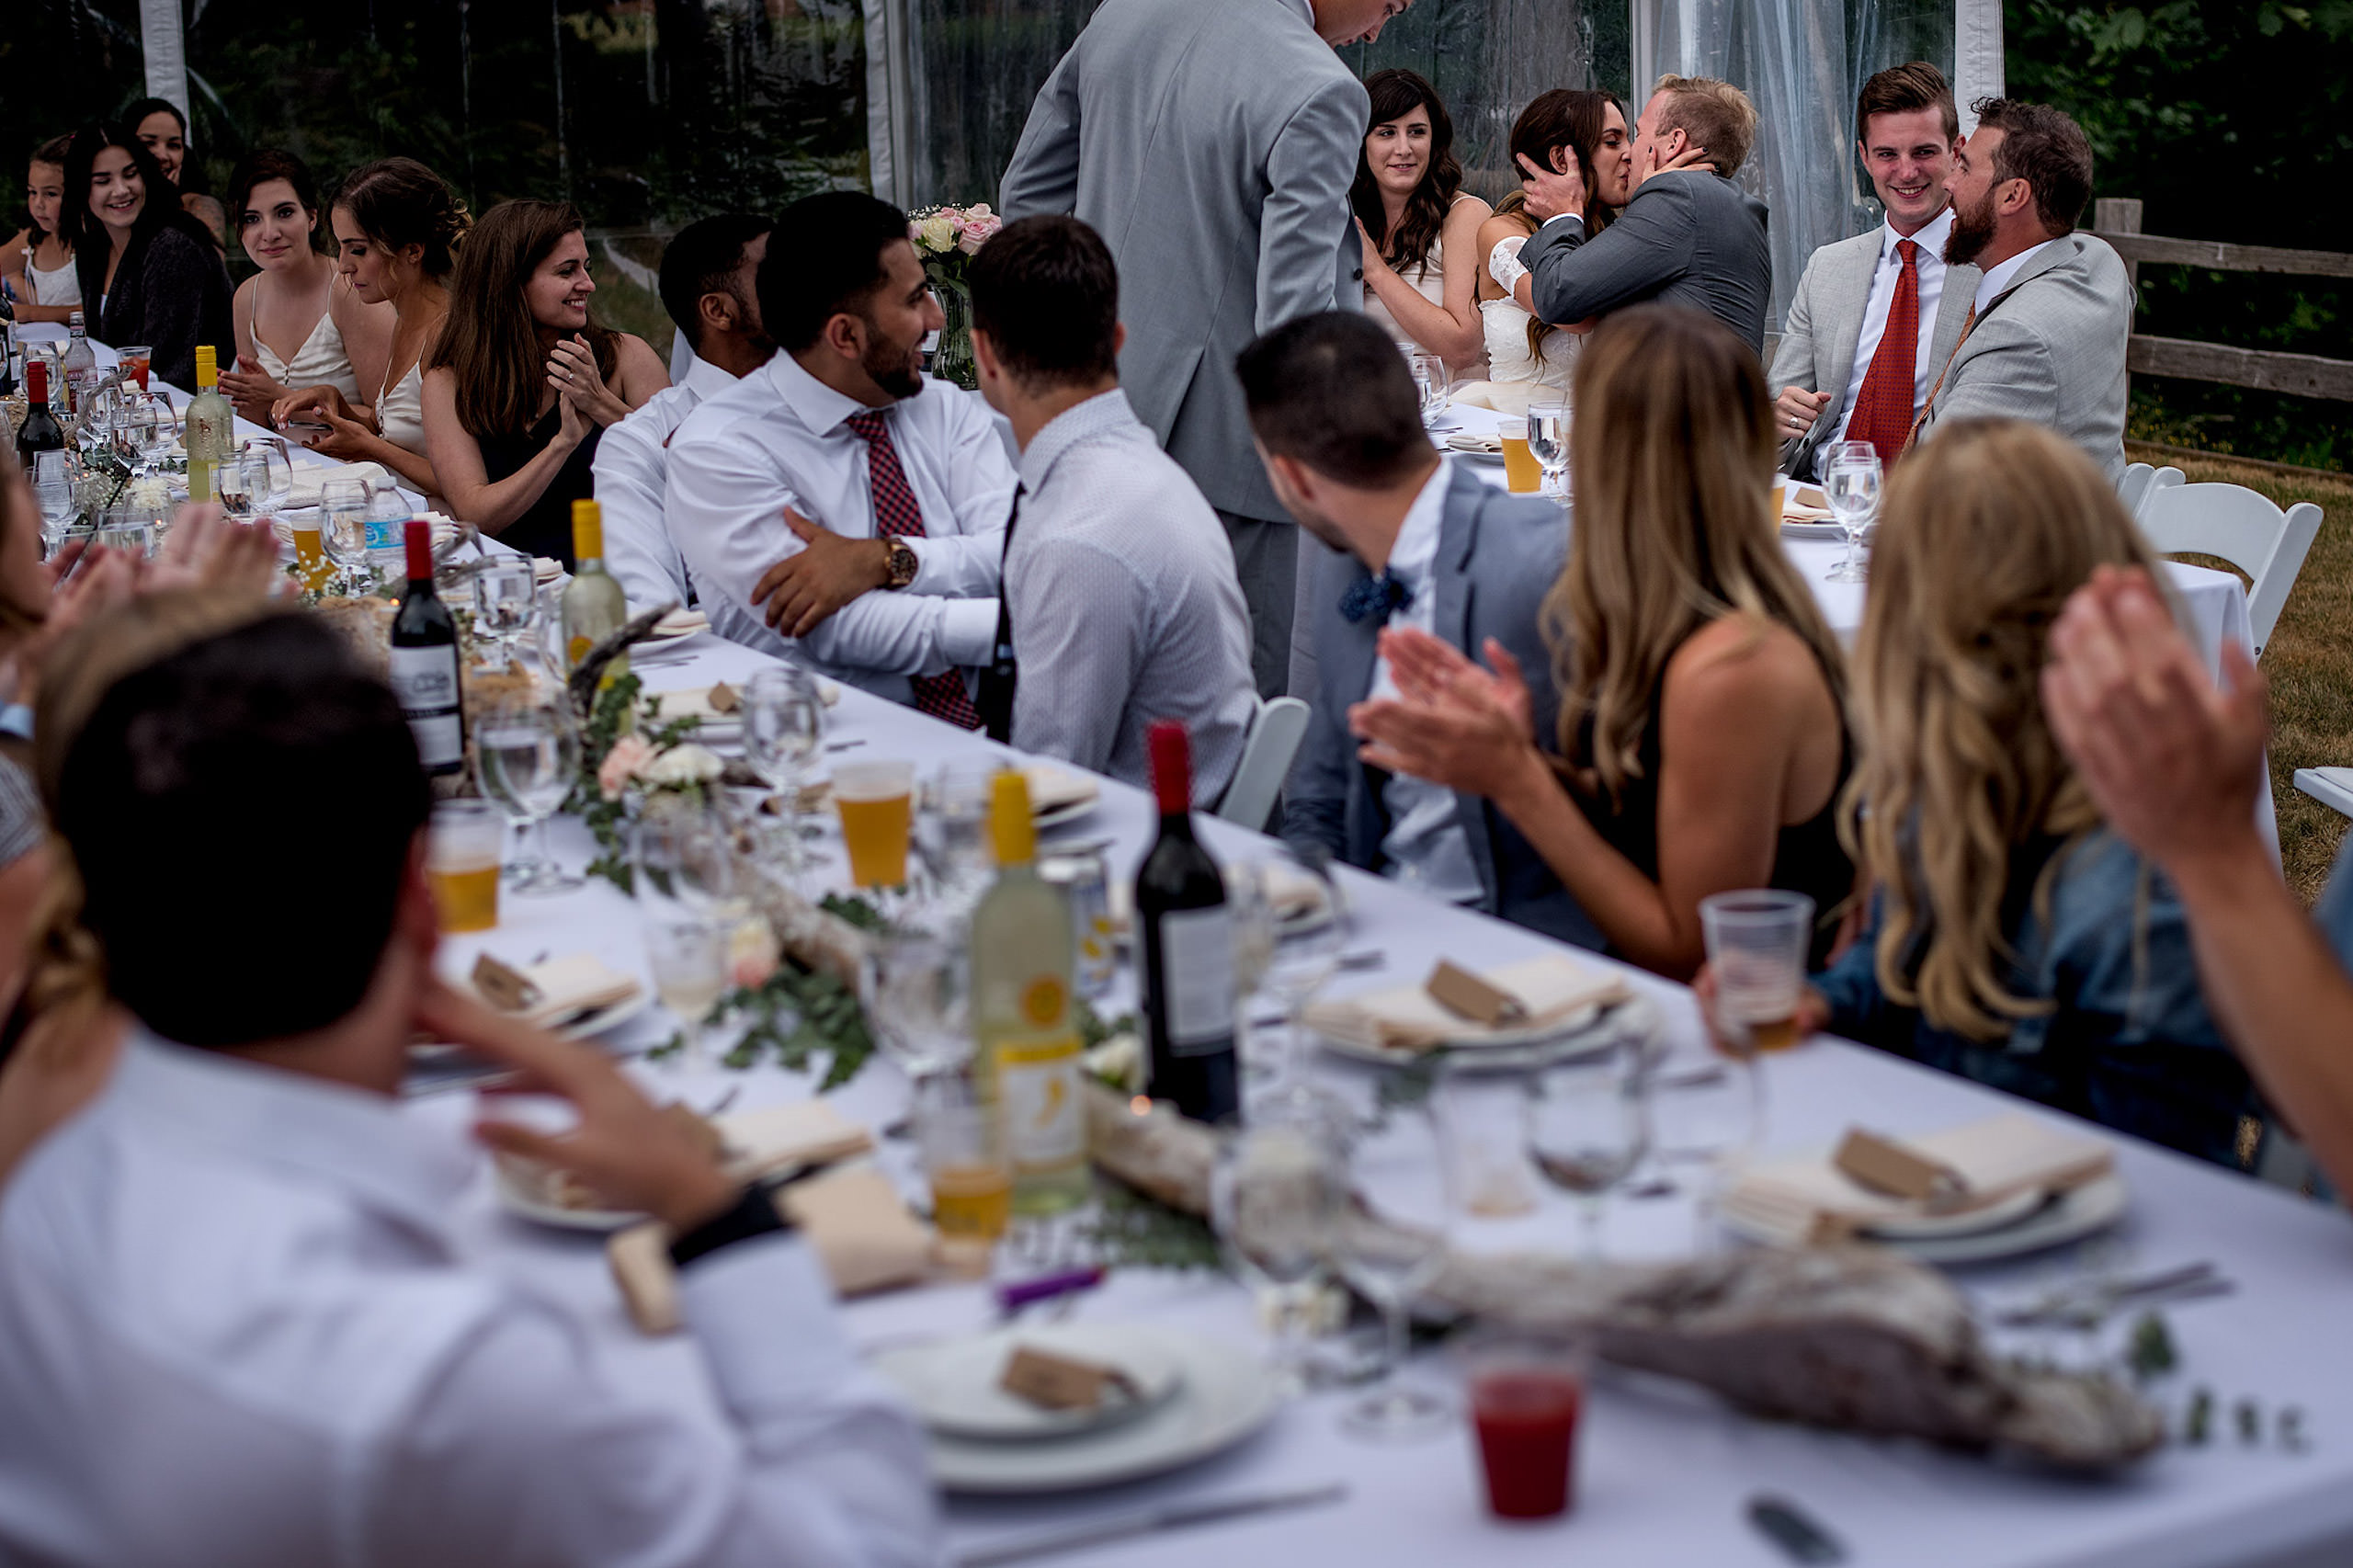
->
[3,138,82,324]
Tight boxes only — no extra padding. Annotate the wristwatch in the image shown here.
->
[881,535,919,590]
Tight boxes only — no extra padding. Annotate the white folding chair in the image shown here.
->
[2118,462,2154,516]
[1215,695,1310,834]
[2293,767,2353,821]
[2136,480,2323,658]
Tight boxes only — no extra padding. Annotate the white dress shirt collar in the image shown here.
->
[1882,205,1953,264]
[1973,236,2058,315]
[765,348,892,437]
[1382,453,1453,596]
[112,1027,476,1242]
[1279,0,1317,28]
[1018,387,1138,493]
[678,350,745,403]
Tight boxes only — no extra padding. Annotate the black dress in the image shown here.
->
[94,224,233,392]
[1572,642,1855,967]
[475,405,603,568]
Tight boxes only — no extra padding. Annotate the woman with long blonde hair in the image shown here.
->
[1795,419,2246,1164]
[1353,304,1852,978]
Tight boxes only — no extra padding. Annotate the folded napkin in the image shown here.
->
[284,460,392,509]
[1021,763,1098,815]
[466,952,641,1029]
[1444,430,1506,455]
[608,1162,934,1333]
[1303,954,1631,1053]
[716,1098,873,1178]
[654,608,710,637]
[644,685,739,726]
[1722,1112,2114,1244]
[1779,481,1836,523]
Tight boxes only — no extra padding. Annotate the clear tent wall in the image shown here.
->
[3,0,1998,358]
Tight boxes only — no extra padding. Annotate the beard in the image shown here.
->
[860,314,926,401]
[1945,187,1997,268]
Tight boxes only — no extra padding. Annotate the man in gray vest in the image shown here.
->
[1000,0,1411,699]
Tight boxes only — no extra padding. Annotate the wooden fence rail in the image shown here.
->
[2093,198,2353,403]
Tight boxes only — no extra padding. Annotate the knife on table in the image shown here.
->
[956,1482,1350,1568]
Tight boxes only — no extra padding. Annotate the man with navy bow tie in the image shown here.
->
[1240,312,1600,949]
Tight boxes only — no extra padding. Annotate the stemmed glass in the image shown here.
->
[637,802,741,1069]
[1336,1096,1452,1441]
[1406,350,1450,425]
[1824,438,1881,584]
[321,477,373,595]
[1646,1040,1764,1250]
[474,689,584,894]
[32,451,77,555]
[1527,400,1570,502]
[472,559,541,672]
[1212,1095,1346,1395]
[741,665,826,838]
[124,391,177,479]
[864,930,973,1097]
[916,757,999,919]
[645,919,729,1070]
[1524,1039,1651,1260]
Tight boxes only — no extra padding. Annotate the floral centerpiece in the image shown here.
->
[907,202,1004,390]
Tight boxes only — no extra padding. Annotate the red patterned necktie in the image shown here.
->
[844,409,982,730]
[1843,238,1922,468]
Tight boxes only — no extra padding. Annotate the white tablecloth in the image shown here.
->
[391,624,2353,1568]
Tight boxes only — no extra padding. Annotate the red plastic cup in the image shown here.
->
[1462,1331,1587,1520]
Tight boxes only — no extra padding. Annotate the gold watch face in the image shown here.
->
[889,539,918,586]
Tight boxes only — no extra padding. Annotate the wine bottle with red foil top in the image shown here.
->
[1136,720,1239,1124]
[15,358,64,467]
[389,518,465,778]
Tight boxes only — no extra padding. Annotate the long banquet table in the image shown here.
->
[39,327,2347,1563]
[395,621,2353,1568]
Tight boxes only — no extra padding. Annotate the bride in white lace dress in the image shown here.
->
[1457,89,1634,415]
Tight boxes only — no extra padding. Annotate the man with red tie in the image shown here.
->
[1769,62,1978,477]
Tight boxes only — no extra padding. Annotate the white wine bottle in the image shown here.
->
[184,345,233,505]
[970,769,1088,1214]
[560,498,628,687]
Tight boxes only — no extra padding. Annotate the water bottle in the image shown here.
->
[364,475,411,579]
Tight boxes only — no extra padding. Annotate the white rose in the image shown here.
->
[1082,1031,1145,1093]
[644,743,725,788]
[915,213,957,253]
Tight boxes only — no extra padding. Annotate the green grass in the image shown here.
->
[2125,441,2353,905]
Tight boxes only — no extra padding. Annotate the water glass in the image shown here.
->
[472,558,541,671]
[1527,400,1570,501]
[742,665,825,834]
[474,690,584,895]
[1698,889,1816,1052]
[1824,438,1881,584]
[1212,1102,1345,1393]
[1524,1040,1650,1260]
[917,757,999,915]
[635,802,738,915]
[645,916,729,1068]
[321,477,373,595]
[240,437,292,517]
[864,930,972,1088]
[126,390,176,476]
[1228,858,1343,1091]
[1337,1098,1452,1442]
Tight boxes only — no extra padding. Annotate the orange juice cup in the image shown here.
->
[1501,434,1540,494]
[835,760,915,890]
[427,800,505,933]
[118,346,153,391]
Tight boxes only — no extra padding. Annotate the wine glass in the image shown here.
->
[240,437,292,518]
[1824,438,1881,585]
[321,477,373,595]
[634,802,738,915]
[1647,1043,1764,1250]
[1525,1040,1651,1260]
[32,451,76,553]
[1336,1096,1452,1441]
[645,916,729,1070]
[916,757,999,917]
[1526,400,1570,502]
[1212,1097,1345,1394]
[474,690,585,894]
[864,930,973,1094]
[472,558,541,672]
[741,665,825,837]
[214,453,255,518]
[127,391,176,478]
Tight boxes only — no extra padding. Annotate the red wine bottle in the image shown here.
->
[388,518,465,777]
[1136,721,1239,1124]
[15,359,64,468]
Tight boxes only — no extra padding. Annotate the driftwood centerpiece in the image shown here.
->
[1084,1084,2164,1471]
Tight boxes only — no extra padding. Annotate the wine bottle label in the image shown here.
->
[997,1036,1085,1170]
[1154,906,1236,1054]
[388,645,464,768]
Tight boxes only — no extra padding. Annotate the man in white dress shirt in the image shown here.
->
[966,215,1254,799]
[665,190,1017,723]
[0,602,936,1566]
[1769,62,1979,476]
[592,212,775,619]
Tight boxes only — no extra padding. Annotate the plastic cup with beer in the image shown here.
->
[1698,889,1816,1051]
[1459,1328,1591,1520]
[835,760,915,890]
[1770,472,1790,521]
[427,800,505,933]
[1500,431,1541,494]
[917,1073,1012,1245]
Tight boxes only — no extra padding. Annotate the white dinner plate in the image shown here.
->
[1023,765,1100,829]
[872,1324,1188,1442]
[1780,518,1847,540]
[1719,1173,2131,1266]
[1859,1184,2049,1242]
[882,1327,1279,1494]
[1315,991,1662,1072]
[1106,877,1336,944]
[494,1163,644,1232]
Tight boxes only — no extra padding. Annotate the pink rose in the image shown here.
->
[727,916,780,988]
[956,215,1001,256]
[597,734,656,801]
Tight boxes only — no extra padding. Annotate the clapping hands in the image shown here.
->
[1349,629,1541,799]
[548,334,628,432]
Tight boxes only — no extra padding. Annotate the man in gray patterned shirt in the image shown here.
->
[966,217,1256,802]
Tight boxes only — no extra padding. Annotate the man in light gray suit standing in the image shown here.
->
[1908,98,2133,483]
[1242,312,1600,950]
[999,0,1411,700]
[1769,62,1980,476]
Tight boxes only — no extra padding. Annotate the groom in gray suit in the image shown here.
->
[1908,98,2132,483]
[1000,0,1411,701]
[1770,62,1979,477]
[1241,312,1600,950]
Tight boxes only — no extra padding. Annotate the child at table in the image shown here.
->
[1783,419,2256,1168]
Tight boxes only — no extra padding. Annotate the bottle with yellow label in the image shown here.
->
[560,498,628,687]
[969,768,1088,1213]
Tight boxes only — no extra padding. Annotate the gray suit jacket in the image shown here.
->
[1282,463,1603,950]
[999,0,1369,523]
[1518,171,1773,354]
[1914,233,2134,484]
[1768,228,1979,478]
